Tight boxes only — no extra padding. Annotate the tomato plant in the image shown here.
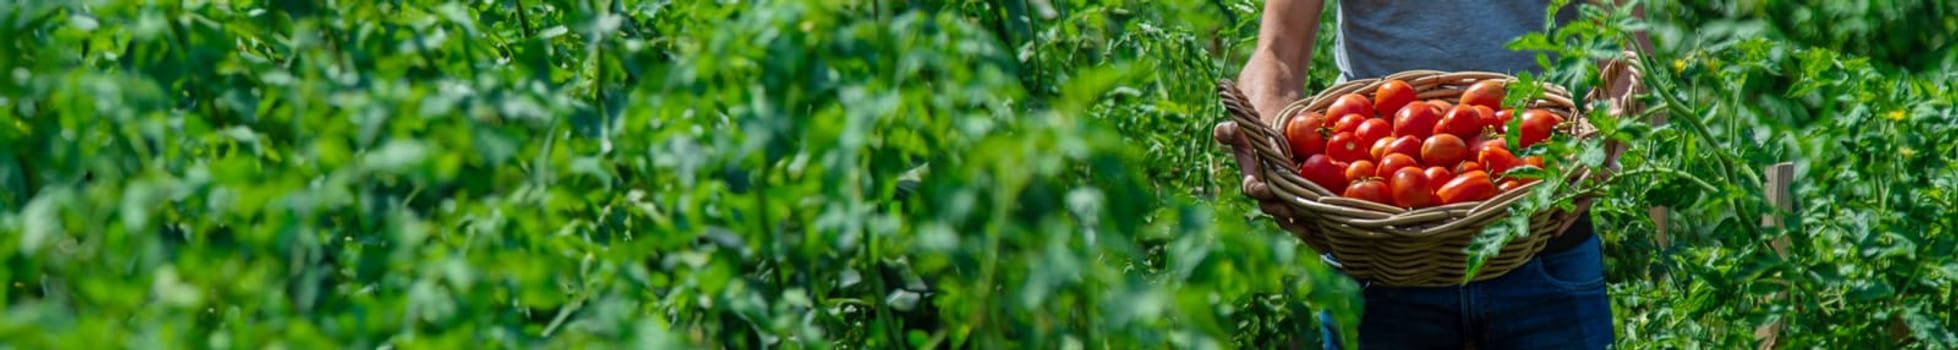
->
[0,0,1950,349]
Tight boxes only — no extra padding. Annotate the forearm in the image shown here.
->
[1589,0,1651,171]
[1237,0,1325,122]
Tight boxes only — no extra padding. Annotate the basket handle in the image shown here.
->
[1216,79,1282,149]
[1215,79,1304,189]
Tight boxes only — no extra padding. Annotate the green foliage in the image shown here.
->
[0,0,1352,348]
[1672,0,1957,72]
[1604,1,1958,348]
[1,0,1953,349]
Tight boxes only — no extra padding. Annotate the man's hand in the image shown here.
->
[1569,0,1653,221]
[1214,120,1314,237]
[1219,0,1325,239]
[1599,50,1644,176]
[1566,50,1644,224]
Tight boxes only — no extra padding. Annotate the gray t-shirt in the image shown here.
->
[1332,0,1579,81]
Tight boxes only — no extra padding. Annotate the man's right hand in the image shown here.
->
[1215,115,1314,238]
[1226,0,1325,239]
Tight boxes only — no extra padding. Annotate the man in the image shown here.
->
[1212,0,1650,348]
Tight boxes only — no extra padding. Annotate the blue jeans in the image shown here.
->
[1321,235,1613,349]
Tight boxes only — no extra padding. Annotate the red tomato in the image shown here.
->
[1345,160,1378,183]
[1479,146,1524,177]
[1497,179,1523,192]
[1369,137,1393,160]
[1386,135,1424,159]
[1424,166,1456,186]
[1343,179,1393,205]
[1299,154,1349,193]
[1326,131,1369,163]
[1375,153,1421,179]
[1437,170,1497,204]
[1421,134,1470,166]
[1427,99,1454,111]
[1355,118,1393,147]
[1457,161,1485,174]
[1524,156,1546,169]
[1374,80,1417,117]
[1390,167,1435,208]
[1434,105,1484,139]
[1517,109,1563,148]
[1461,80,1506,109]
[1470,134,1507,155]
[1327,94,1376,120]
[1331,113,1368,134]
[1284,112,1328,157]
[1495,109,1516,125]
[1473,106,1498,130]
[1393,101,1442,139]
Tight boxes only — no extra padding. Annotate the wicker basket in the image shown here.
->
[1218,70,1600,287]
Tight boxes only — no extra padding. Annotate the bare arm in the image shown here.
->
[1603,0,1653,168]
[1214,0,1327,239]
[1237,0,1326,123]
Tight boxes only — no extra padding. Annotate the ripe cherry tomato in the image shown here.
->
[1517,109,1563,148]
[1393,101,1441,139]
[1355,118,1393,147]
[1473,106,1498,130]
[1479,146,1524,177]
[1457,161,1485,174]
[1369,137,1393,160]
[1284,112,1328,157]
[1434,105,1484,139]
[1326,131,1369,163]
[1390,167,1435,208]
[1424,166,1456,186]
[1298,154,1349,193]
[1386,135,1423,159]
[1524,156,1546,169]
[1345,160,1378,183]
[1344,179,1393,205]
[1421,134,1470,166]
[1427,99,1454,111]
[1327,94,1376,120]
[1497,179,1523,192]
[1495,108,1515,124]
[1375,153,1421,179]
[1437,170,1496,204]
[1331,113,1368,134]
[1461,80,1506,109]
[1469,134,1507,155]
[1374,80,1417,117]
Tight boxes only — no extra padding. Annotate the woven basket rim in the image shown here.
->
[1216,69,1607,286]
[1255,70,1594,236]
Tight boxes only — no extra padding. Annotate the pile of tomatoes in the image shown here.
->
[1285,80,1563,209]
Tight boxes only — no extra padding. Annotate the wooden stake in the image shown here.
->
[1754,162,1795,350]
